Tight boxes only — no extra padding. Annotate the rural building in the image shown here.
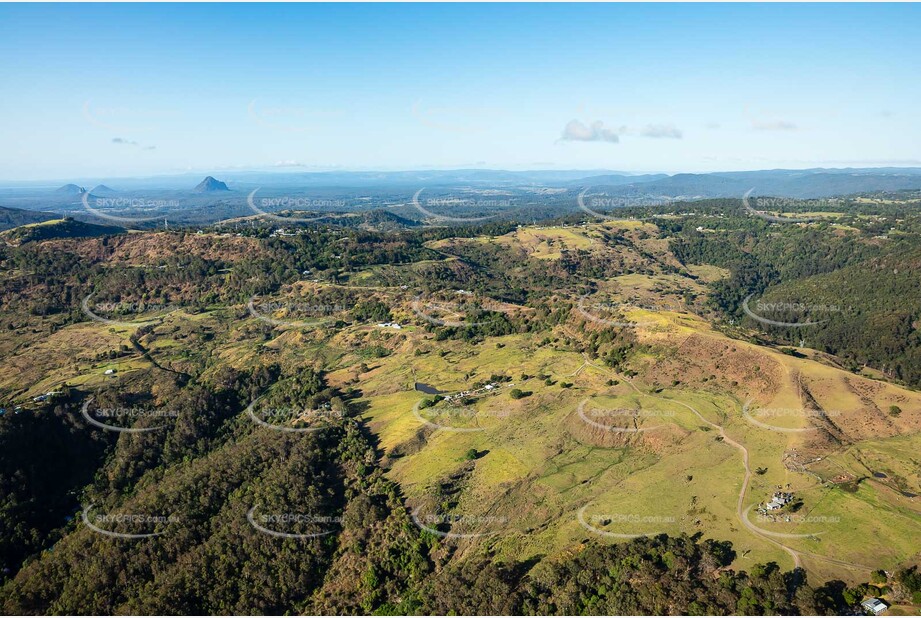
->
[765,492,793,511]
[757,491,795,515]
[861,598,888,615]
[32,391,61,403]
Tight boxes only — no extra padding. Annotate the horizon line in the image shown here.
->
[5,164,921,187]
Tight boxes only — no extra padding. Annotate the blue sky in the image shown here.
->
[1,3,920,180]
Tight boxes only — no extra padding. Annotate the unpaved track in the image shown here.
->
[559,350,871,573]
[620,373,874,573]
[617,374,803,569]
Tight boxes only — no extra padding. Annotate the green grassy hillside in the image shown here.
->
[3,217,125,244]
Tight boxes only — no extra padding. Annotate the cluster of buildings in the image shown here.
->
[442,381,504,403]
[756,491,794,515]
[32,390,62,403]
[270,228,301,237]
[1,391,63,416]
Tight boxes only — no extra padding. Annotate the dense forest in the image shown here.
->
[658,198,921,388]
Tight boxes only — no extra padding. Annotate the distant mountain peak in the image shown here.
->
[194,176,230,192]
[90,184,116,195]
[56,184,86,194]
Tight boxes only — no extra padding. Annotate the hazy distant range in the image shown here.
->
[2,167,921,227]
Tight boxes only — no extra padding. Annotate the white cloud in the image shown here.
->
[752,120,797,131]
[641,124,682,139]
[113,137,155,150]
[560,119,621,143]
[560,120,684,143]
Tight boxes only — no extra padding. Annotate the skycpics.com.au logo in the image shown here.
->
[246,189,346,223]
[247,296,346,328]
[411,399,509,433]
[82,100,177,133]
[247,99,343,133]
[81,398,180,433]
[741,400,842,434]
[411,292,508,328]
[410,507,508,539]
[245,398,344,433]
[577,505,675,539]
[82,504,179,539]
[246,506,343,539]
[81,293,181,327]
[410,189,508,222]
[741,294,841,328]
[754,511,840,526]
[577,188,672,221]
[742,504,829,540]
[576,398,672,433]
[410,101,506,134]
[577,295,681,328]
[81,192,179,225]
[742,189,821,224]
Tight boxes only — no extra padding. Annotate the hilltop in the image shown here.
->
[193,176,230,192]
[2,217,125,245]
[55,184,85,195]
[0,205,60,232]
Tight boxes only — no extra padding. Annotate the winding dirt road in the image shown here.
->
[615,374,803,569]
[571,349,873,574]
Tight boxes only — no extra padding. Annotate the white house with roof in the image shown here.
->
[765,491,793,511]
[861,598,888,615]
